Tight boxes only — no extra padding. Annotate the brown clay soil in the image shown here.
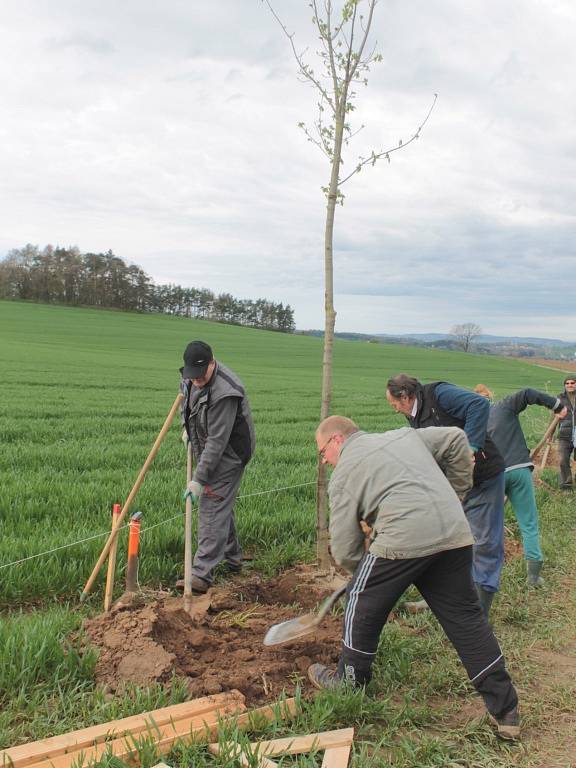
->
[82,566,345,705]
[83,544,531,706]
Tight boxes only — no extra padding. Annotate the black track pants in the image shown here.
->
[337,546,518,717]
[558,439,575,488]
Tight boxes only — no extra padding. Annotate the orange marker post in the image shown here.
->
[104,503,122,612]
[125,511,143,593]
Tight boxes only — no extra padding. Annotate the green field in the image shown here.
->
[0,300,574,765]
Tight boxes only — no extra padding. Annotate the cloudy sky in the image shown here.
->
[1,0,575,338]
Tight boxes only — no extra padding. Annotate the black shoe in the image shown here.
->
[224,561,242,574]
[492,707,521,741]
[307,664,343,691]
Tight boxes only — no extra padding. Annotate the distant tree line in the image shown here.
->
[0,244,295,332]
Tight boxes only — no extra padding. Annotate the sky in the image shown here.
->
[1,0,575,339]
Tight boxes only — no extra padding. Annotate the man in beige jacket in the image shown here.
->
[309,415,520,740]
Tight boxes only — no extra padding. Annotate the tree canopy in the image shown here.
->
[0,244,295,333]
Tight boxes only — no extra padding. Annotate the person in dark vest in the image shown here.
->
[386,374,505,617]
[474,384,567,587]
[180,341,255,593]
[550,376,576,490]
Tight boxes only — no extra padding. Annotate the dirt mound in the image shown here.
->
[82,568,343,704]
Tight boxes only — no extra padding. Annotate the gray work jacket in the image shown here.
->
[328,427,474,573]
[180,362,255,485]
[487,389,562,472]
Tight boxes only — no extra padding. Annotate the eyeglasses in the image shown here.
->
[318,435,336,459]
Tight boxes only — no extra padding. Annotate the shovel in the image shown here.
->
[263,584,347,646]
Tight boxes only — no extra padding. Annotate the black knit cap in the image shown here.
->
[182,340,213,379]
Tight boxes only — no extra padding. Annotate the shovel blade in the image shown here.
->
[263,613,320,646]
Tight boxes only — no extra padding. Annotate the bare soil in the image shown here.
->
[82,566,344,704]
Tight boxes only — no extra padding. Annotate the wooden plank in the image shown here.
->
[1,692,244,768]
[210,726,352,766]
[24,698,296,768]
[321,745,351,768]
[24,704,243,768]
[246,728,354,758]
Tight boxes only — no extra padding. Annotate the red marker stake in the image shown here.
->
[125,511,143,593]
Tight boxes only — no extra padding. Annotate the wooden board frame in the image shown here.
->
[209,727,354,768]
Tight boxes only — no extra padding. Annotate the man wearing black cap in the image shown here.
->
[180,340,255,593]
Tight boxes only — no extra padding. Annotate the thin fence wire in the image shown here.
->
[0,481,316,572]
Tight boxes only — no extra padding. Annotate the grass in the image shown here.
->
[0,299,575,766]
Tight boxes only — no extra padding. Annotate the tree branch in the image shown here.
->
[263,0,335,111]
[339,92,438,184]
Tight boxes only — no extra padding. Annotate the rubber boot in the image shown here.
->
[475,583,495,618]
[526,560,544,588]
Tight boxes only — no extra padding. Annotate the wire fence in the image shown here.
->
[0,480,317,572]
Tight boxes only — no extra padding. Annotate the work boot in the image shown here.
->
[491,706,521,741]
[475,584,495,618]
[526,560,544,588]
[191,576,210,594]
[307,664,343,691]
[174,576,211,593]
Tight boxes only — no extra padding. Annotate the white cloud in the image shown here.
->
[0,0,574,338]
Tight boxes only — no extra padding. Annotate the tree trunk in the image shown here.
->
[316,106,345,569]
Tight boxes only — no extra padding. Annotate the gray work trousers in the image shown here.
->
[558,440,575,488]
[192,468,244,584]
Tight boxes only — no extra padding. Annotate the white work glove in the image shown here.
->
[183,479,204,503]
[181,429,189,447]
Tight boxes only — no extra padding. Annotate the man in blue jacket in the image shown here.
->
[386,374,505,616]
[475,384,567,586]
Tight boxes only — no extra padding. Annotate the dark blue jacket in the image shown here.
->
[408,382,504,484]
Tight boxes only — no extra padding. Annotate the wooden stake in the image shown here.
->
[104,503,121,612]
[184,441,193,613]
[81,393,184,600]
